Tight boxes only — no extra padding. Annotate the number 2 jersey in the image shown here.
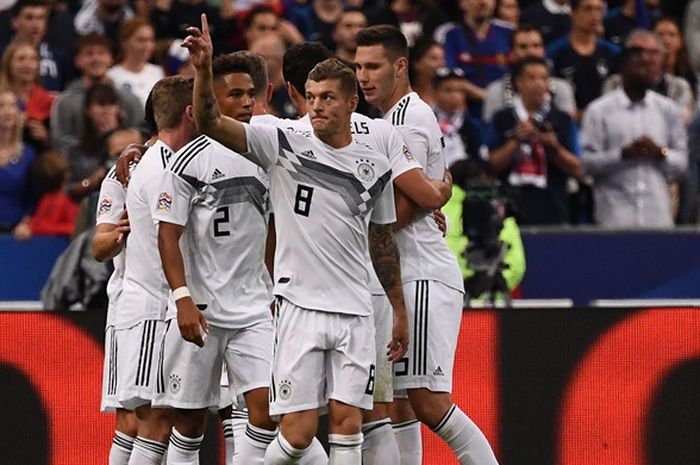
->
[242,121,396,316]
[153,135,273,329]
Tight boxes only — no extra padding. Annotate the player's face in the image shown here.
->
[306,78,355,137]
[355,45,400,109]
[214,72,256,123]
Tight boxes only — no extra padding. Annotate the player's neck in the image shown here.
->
[379,80,412,115]
[158,128,196,153]
[315,127,353,149]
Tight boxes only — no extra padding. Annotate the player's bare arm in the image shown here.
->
[158,221,208,347]
[92,211,130,261]
[368,221,409,361]
[393,188,419,230]
[183,14,250,156]
[393,167,452,211]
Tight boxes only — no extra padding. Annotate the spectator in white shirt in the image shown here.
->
[107,17,164,107]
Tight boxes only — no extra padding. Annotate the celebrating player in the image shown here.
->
[183,14,408,465]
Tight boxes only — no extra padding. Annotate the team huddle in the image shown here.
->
[94,14,499,465]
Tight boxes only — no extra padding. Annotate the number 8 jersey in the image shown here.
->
[243,122,395,317]
[154,135,273,329]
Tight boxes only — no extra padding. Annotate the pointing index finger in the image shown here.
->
[201,13,209,37]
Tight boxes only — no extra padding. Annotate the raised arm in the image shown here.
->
[183,14,249,155]
[368,221,408,361]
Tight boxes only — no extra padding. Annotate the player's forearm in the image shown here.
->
[393,190,420,230]
[158,222,188,290]
[92,226,123,262]
[369,223,406,310]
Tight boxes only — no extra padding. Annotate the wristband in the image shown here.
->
[172,286,191,301]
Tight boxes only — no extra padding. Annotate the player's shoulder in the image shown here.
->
[386,92,434,127]
[167,135,213,176]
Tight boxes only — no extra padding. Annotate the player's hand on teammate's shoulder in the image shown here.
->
[182,14,213,70]
[115,143,148,186]
[176,297,209,347]
[387,309,409,362]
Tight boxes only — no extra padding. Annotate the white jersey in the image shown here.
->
[107,63,165,107]
[252,113,421,294]
[118,141,174,329]
[385,92,463,292]
[153,135,273,329]
[242,122,395,316]
[96,165,128,328]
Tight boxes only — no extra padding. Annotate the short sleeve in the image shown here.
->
[95,176,126,225]
[385,125,422,180]
[370,177,396,225]
[243,123,282,170]
[152,169,195,226]
[395,125,431,169]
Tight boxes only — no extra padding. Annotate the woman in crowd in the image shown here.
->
[65,83,124,201]
[0,40,55,151]
[107,17,164,106]
[0,90,37,240]
[408,36,446,107]
[495,0,520,28]
[654,16,697,100]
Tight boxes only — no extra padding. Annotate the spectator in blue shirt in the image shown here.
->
[0,89,37,240]
[444,0,513,121]
[547,0,621,120]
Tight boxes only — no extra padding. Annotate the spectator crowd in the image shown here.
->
[2,0,700,241]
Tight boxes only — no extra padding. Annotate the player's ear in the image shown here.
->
[395,56,408,77]
[349,93,358,113]
[184,104,195,122]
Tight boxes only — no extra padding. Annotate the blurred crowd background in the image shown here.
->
[2,0,700,245]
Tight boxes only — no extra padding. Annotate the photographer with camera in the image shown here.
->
[444,158,526,305]
[486,56,582,225]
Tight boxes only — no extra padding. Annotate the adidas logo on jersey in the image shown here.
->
[211,168,225,180]
[433,366,445,376]
[300,150,316,159]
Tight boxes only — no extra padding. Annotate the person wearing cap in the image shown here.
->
[433,67,485,168]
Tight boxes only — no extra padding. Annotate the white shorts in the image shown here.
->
[152,319,272,409]
[393,280,463,393]
[370,294,393,403]
[216,364,234,411]
[101,320,167,411]
[269,298,376,418]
